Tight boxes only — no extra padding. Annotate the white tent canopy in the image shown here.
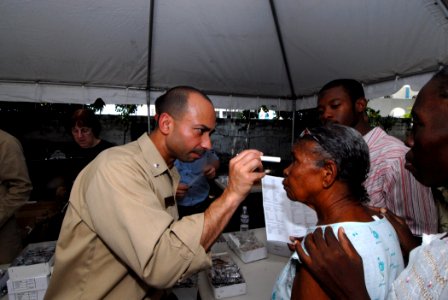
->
[1,0,447,110]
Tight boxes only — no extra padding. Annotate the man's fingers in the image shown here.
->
[309,227,328,251]
[295,235,312,265]
[336,227,360,260]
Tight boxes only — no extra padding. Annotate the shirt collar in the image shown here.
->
[137,133,178,179]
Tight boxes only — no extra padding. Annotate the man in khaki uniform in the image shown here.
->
[0,129,32,263]
[45,86,265,299]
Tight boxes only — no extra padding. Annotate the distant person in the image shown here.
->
[68,108,115,163]
[45,109,115,209]
[54,108,115,198]
[317,79,437,236]
[272,124,403,300]
[0,129,32,263]
[175,149,220,218]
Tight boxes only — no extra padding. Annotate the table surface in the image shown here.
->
[1,230,290,300]
[198,228,290,300]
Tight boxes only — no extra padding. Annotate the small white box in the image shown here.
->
[266,240,294,257]
[207,253,246,299]
[211,235,228,254]
[173,273,198,300]
[7,275,50,293]
[225,232,267,263]
[8,289,46,300]
[8,241,56,280]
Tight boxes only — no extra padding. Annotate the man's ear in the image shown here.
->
[157,112,173,134]
[322,160,337,188]
[354,97,368,113]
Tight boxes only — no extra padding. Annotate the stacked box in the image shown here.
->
[225,231,267,263]
[266,240,294,257]
[7,275,50,300]
[207,253,246,299]
[210,234,228,254]
[172,273,198,300]
[7,241,56,300]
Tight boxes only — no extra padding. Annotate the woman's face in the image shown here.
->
[282,141,323,206]
[71,126,96,148]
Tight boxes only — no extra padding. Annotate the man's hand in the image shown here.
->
[225,150,265,200]
[287,236,303,251]
[200,150,264,250]
[175,183,189,199]
[203,165,217,179]
[372,207,420,262]
[294,227,370,300]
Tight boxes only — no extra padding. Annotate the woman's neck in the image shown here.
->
[314,195,373,225]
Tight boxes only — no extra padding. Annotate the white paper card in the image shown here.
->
[262,175,317,243]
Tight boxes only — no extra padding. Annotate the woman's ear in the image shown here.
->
[322,160,337,188]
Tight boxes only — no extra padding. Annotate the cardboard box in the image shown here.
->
[8,241,56,280]
[173,273,198,300]
[207,253,246,299]
[225,232,267,263]
[7,275,50,294]
[266,240,294,257]
[8,289,46,300]
[211,235,228,254]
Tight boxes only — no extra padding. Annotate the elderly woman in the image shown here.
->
[272,124,404,300]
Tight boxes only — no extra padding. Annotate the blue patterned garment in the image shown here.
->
[174,149,219,207]
[272,216,404,300]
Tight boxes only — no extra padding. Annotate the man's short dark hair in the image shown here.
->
[318,79,365,104]
[155,86,212,120]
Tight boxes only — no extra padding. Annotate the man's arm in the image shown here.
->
[0,135,32,227]
[201,149,264,250]
[294,227,370,300]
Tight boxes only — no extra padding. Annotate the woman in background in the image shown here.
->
[68,108,115,162]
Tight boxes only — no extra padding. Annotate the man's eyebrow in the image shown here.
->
[197,124,213,132]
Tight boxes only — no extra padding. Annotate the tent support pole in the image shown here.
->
[269,0,296,99]
[146,0,156,133]
[291,100,296,148]
[269,0,298,148]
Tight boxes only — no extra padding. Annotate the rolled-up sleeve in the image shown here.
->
[82,150,211,289]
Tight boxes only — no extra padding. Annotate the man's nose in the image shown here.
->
[201,135,212,150]
[321,110,332,120]
[405,131,414,147]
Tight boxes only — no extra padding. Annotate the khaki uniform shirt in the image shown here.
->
[0,129,32,228]
[0,129,32,263]
[45,134,211,299]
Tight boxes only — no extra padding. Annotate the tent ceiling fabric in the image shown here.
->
[0,0,447,110]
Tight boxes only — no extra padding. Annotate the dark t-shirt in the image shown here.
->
[68,139,115,163]
[65,139,115,183]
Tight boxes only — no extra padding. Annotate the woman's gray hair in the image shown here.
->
[297,123,370,202]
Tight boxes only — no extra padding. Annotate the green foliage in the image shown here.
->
[88,98,106,112]
[366,107,397,132]
[115,104,139,143]
[366,107,382,127]
[115,104,138,120]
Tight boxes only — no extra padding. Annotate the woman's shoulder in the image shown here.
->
[97,139,115,150]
